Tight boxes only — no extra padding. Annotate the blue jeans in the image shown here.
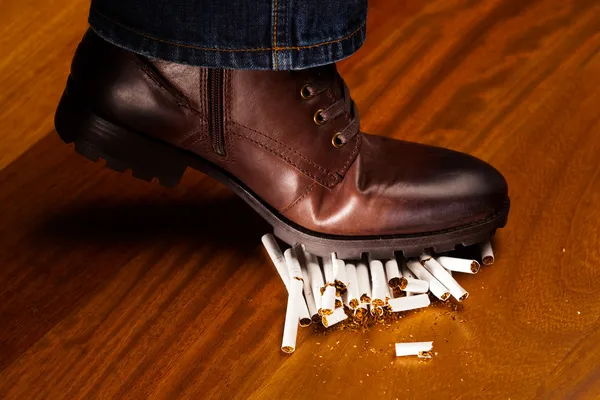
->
[89,0,368,70]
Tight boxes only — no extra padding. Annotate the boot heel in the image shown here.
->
[54,79,187,187]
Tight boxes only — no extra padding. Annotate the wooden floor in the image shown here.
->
[1,0,600,399]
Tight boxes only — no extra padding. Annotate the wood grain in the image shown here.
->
[1,0,600,399]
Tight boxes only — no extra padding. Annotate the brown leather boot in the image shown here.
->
[55,30,509,258]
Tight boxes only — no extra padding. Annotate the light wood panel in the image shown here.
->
[1,0,600,399]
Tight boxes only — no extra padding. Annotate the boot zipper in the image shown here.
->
[207,69,225,156]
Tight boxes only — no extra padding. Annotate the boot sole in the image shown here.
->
[55,82,510,259]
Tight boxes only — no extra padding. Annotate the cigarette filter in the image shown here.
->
[322,306,348,328]
[304,251,324,315]
[479,240,495,265]
[345,263,361,309]
[395,341,434,358]
[399,277,429,294]
[320,285,336,315]
[406,259,450,301]
[419,254,469,301]
[284,248,312,326]
[261,234,290,290]
[281,277,303,353]
[436,256,480,274]
[388,293,431,313]
[370,260,388,307]
[384,258,402,288]
[356,261,372,303]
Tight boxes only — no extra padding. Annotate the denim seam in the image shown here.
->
[92,10,366,52]
[273,0,279,70]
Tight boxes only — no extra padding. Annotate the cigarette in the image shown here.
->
[344,263,361,309]
[322,256,334,284]
[284,248,312,326]
[399,277,430,294]
[419,254,469,301]
[281,275,304,353]
[321,307,348,328]
[369,260,387,307]
[384,258,402,288]
[303,250,324,319]
[370,306,384,317]
[406,259,450,301]
[320,285,336,315]
[479,240,495,265]
[333,259,348,294]
[356,260,372,304]
[388,293,431,313]
[261,234,290,290]
[354,304,369,322]
[400,262,416,296]
[436,256,480,274]
[298,249,319,321]
[395,341,434,358]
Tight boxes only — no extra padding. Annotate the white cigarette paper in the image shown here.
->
[320,285,336,315]
[399,277,429,294]
[284,248,312,326]
[436,256,480,274]
[344,263,361,309]
[384,258,402,288]
[356,261,372,303]
[401,262,416,296]
[406,259,450,301]
[388,293,431,313]
[333,259,348,290]
[281,277,303,353]
[419,254,469,301]
[304,251,324,315]
[322,256,334,283]
[298,250,319,320]
[369,260,387,307]
[395,341,434,358]
[479,240,495,265]
[321,307,348,328]
[261,234,290,289]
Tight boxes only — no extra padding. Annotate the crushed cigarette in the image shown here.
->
[479,240,495,265]
[384,258,402,288]
[284,248,313,326]
[436,256,480,274]
[369,260,387,307]
[395,341,434,358]
[406,259,451,301]
[388,293,431,313]
[419,254,469,301]
[264,233,500,353]
[344,263,361,309]
[322,307,348,328]
[356,260,372,304]
[399,277,429,294]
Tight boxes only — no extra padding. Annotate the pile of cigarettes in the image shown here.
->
[262,234,495,357]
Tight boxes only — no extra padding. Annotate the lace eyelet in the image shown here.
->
[332,132,345,148]
[300,84,314,100]
[313,109,325,126]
